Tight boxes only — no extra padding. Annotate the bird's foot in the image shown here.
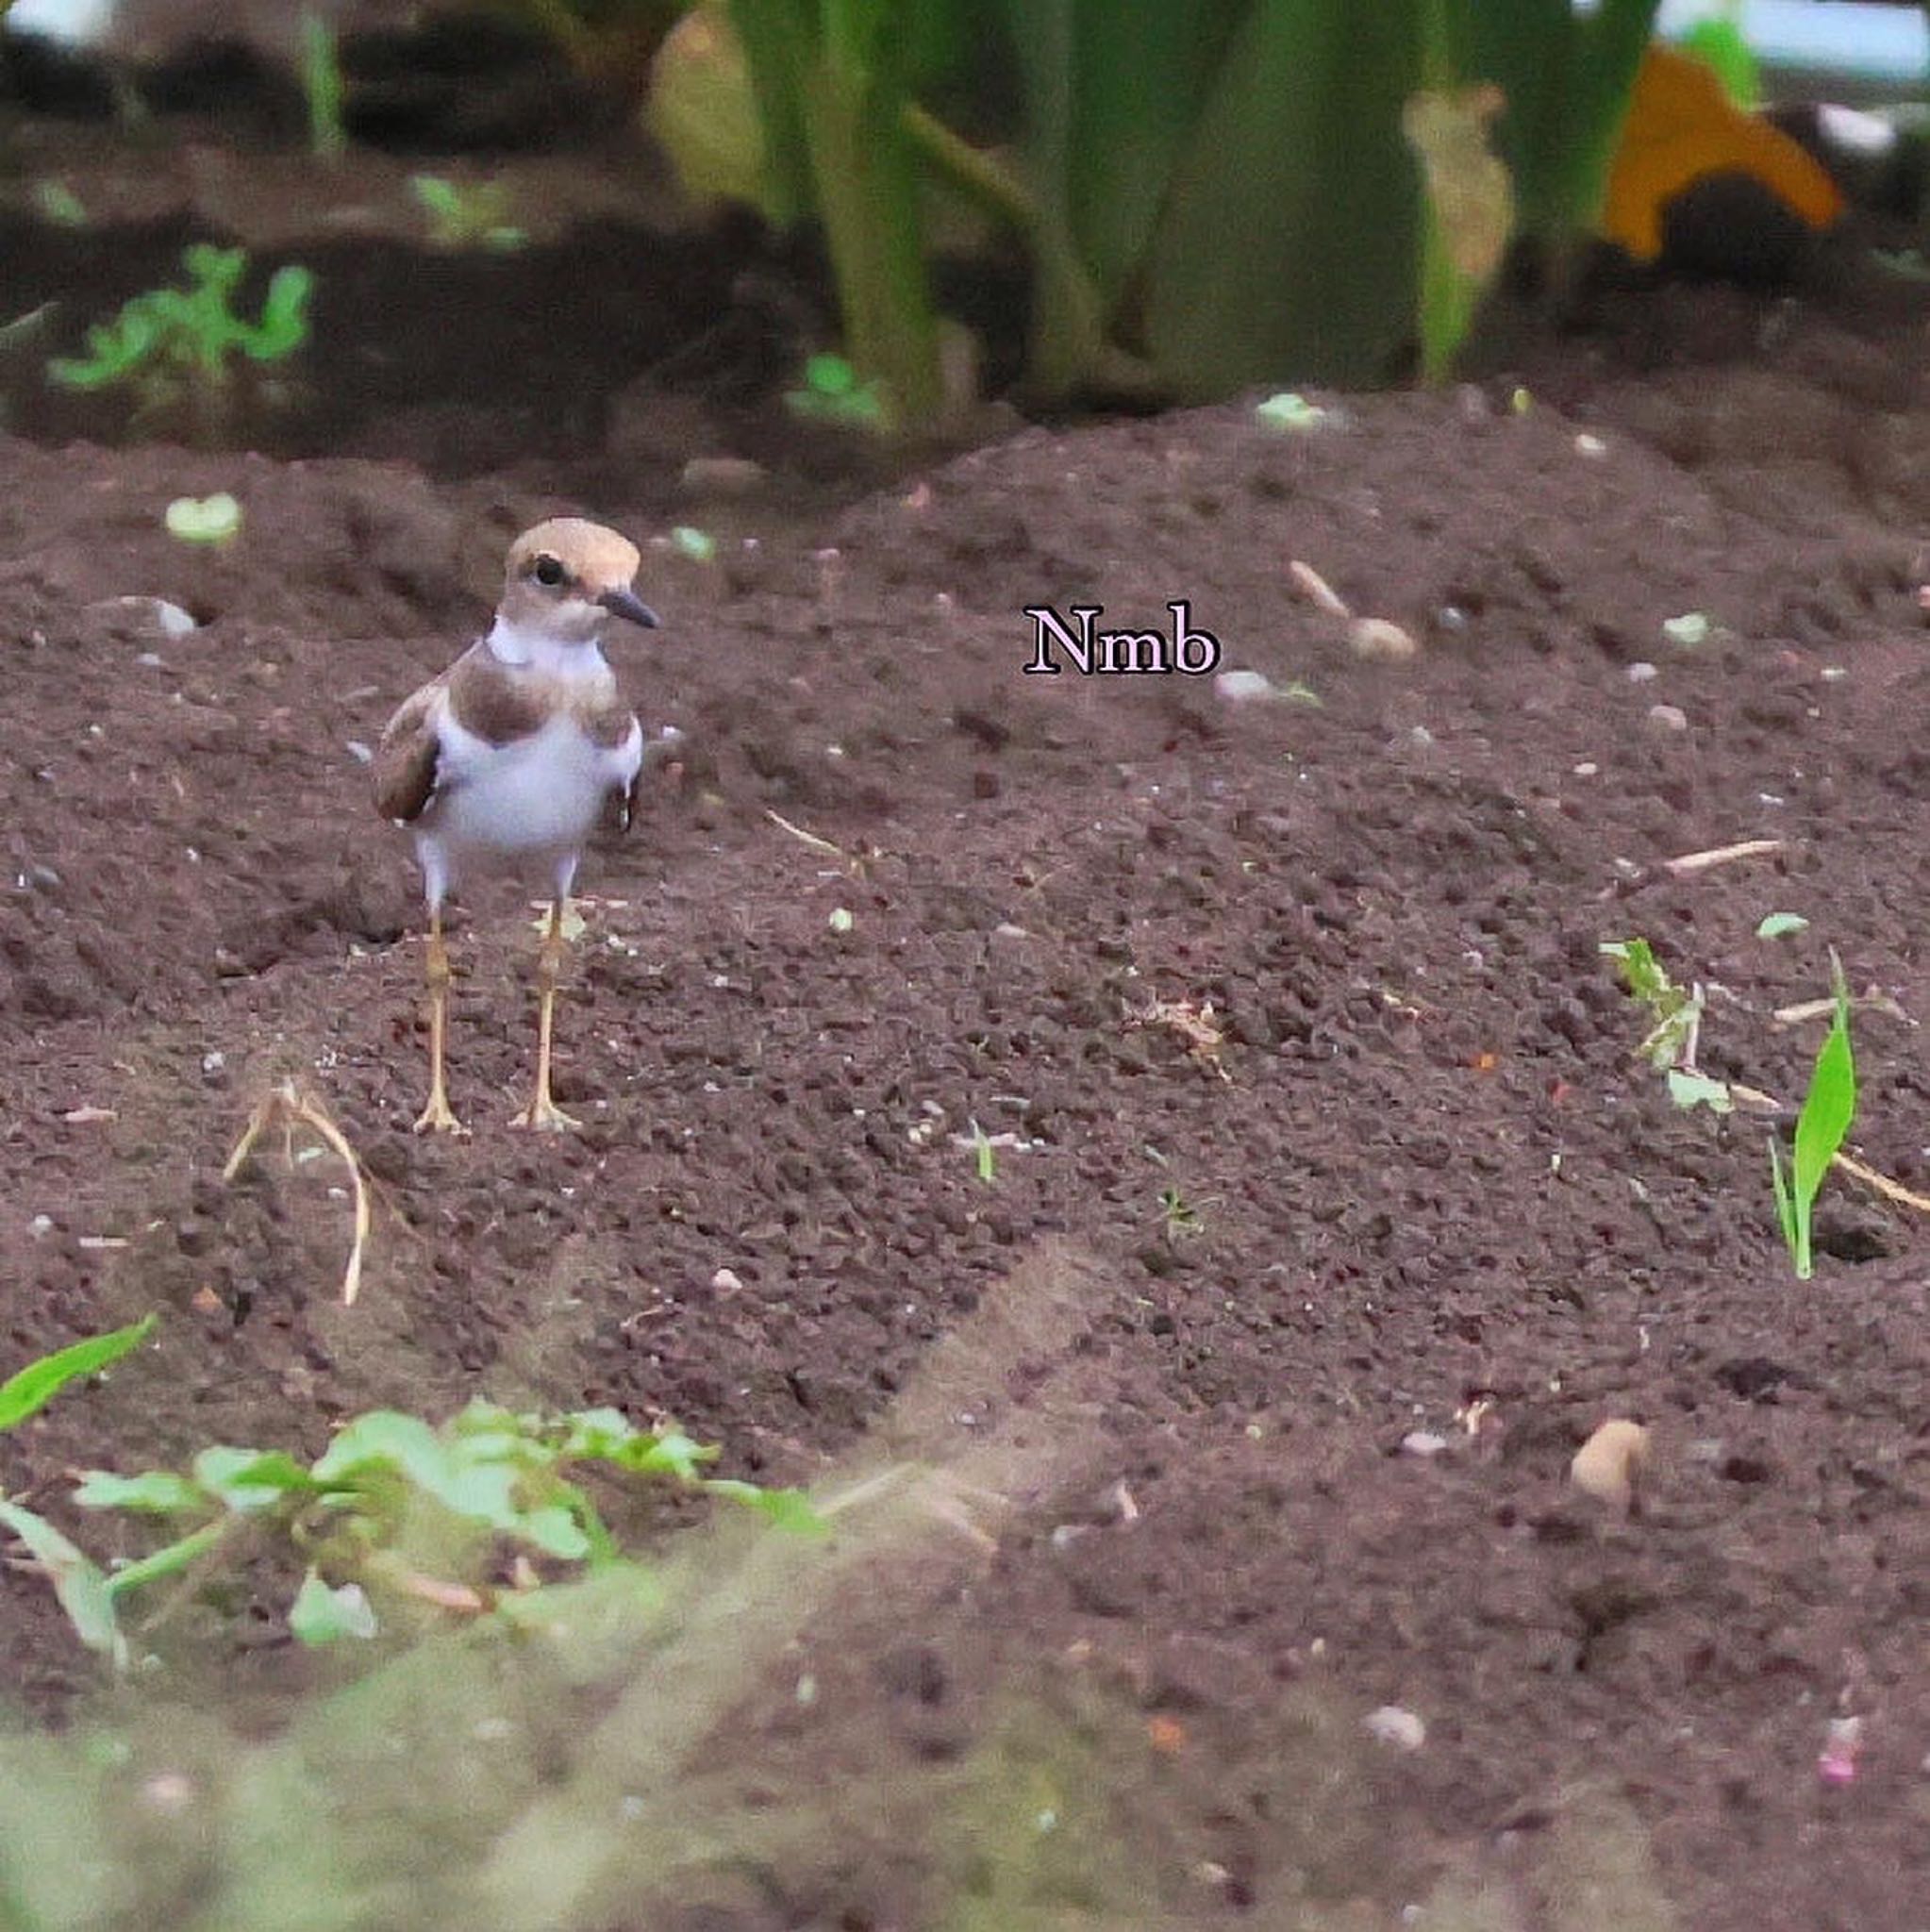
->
[508,1092,581,1133]
[412,1093,471,1136]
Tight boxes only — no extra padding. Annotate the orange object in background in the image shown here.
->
[1601,44,1845,260]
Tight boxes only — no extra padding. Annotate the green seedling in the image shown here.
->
[48,244,314,441]
[785,352,889,431]
[1602,937,1733,1112]
[0,1316,157,1667]
[1756,912,1808,941]
[671,524,717,563]
[0,1316,154,1432]
[300,9,347,161]
[164,491,242,544]
[1601,937,1703,1072]
[33,1401,821,1663]
[31,179,88,228]
[1769,952,1857,1280]
[1663,611,1711,647]
[409,175,527,252]
[1255,390,1328,432]
[968,1117,997,1184]
[1158,1185,1202,1241]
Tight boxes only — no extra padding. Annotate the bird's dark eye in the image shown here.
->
[532,554,566,588]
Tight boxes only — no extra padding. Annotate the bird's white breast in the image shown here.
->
[427,707,642,873]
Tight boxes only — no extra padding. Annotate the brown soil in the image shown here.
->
[5,58,1930,1932]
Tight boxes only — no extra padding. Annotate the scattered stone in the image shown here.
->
[1647,704,1689,733]
[1574,432,1607,458]
[710,1267,744,1294]
[680,456,768,498]
[1349,617,1419,662]
[1363,1705,1426,1751]
[1626,660,1658,682]
[1216,669,1276,704]
[1571,1418,1651,1512]
[1401,1430,1451,1458]
[90,595,197,640]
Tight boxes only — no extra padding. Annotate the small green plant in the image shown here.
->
[1601,937,1703,1072]
[1157,1185,1202,1241]
[409,175,528,252]
[1769,954,1857,1281]
[784,351,889,429]
[967,1117,997,1184]
[165,492,242,545]
[299,9,348,161]
[33,1401,820,1661]
[0,1316,157,1668]
[48,244,314,441]
[31,178,88,227]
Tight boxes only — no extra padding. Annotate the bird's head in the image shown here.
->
[496,518,659,651]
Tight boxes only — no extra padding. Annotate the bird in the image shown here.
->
[373,517,661,1135]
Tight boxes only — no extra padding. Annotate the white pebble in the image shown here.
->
[1626,660,1658,682]
[1647,704,1689,733]
[1362,1706,1426,1751]
[1215,669,1276,704]
[710,1267,743,1293]
[1400,1431,1450,1458]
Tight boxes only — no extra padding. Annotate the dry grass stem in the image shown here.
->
[1289,558,1352,616]
[1659,838,1785,878]
[224,1079,371,1306]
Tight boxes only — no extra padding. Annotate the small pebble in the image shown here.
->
[1626,660,1658,683]
[1349,617,1419,662]
[1574,432,1607,458]
[1216,669,1276,704]
[679,456,767,498]
[1400,1430,1450,1458]
[710,1267,743,1293]
[1362,1706,1426,1751]
[90,595,197,640]
[1571,1418,1650,1511]
[1647,704,1689,733]
[1572,761,1599,777]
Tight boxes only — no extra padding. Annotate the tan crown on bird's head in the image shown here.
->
[497,517,658,643]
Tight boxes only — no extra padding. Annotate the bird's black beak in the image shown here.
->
[599,586,661,630]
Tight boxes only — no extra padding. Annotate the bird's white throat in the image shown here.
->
[484,614,612,676]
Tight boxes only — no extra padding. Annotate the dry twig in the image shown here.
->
[224,1080,371,1306]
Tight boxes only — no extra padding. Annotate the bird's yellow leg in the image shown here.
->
[413,909,469,1136]
[511,895,579,1131]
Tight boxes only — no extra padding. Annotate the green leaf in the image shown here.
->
[707,1480,829,1535]
[165,493,242,544]
[1756,912,1808,940]
[0,1499,125,1666]
[672,525,718,563]
[290,1571,377,1644]
[0,1315,155,1431]
[104,1521,227,1598]
[1600,937,1668,1008]
[1000,0,1246,314]
[1254,391,1329,432]
[1146,0,1422,394]
[1662,611,1711,646]
[1768,1136,1802,1274]
[74,1468,205,1514]
[599,1426,718,1482]
[1667,1069,1733,1114]
[1791,966,1855,1210]
[192,1445,316,1511]
[514,1502,592,1562]
[1677,16,1758,108]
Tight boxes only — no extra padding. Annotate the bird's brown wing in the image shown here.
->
[373,679,445,824]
